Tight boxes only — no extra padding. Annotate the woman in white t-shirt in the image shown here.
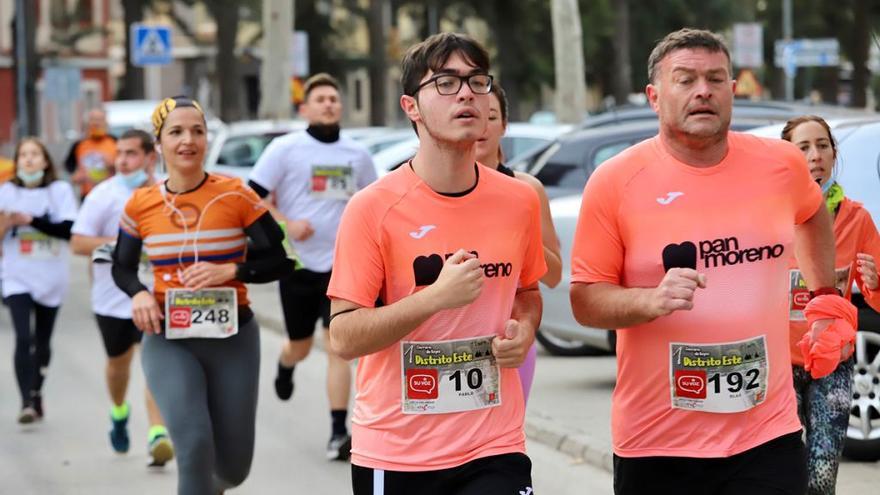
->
[0,137,78,424]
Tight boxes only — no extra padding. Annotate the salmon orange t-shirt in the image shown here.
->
[788,197,880,364]
[327,164,546,471]
[571,133,822,458]
[72,136,117,196]
[119,174,266,307]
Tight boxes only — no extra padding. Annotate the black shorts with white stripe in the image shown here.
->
[351,453,533,495]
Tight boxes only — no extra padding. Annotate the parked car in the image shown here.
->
[579,99,868,130]
[204,120,307,179]
[518,117,799,200]
[346,128,414,154]
[371,123,574,178]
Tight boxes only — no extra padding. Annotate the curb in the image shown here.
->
[254,305,614,474]
[525,411,613,473]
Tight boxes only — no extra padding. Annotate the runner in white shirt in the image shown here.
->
[248,73,378,460]
[0,137,77,424]
[70,129,174,466]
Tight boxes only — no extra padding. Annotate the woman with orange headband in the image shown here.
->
[112,96,293,494]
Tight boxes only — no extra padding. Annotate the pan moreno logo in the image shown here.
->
[662,236,784,270]
[412,250,513,286]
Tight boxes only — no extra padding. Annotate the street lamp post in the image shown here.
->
[783,0,794,101]
[14,0,31,137]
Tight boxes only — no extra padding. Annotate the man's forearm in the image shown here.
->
[512,286,543,335]
[571,282,657,329]
[71,235,115,256]
[795,206,836,289]
[329,290,440,360]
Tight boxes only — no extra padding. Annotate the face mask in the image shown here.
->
[821,178,834,194]
[118,169,149,190]
[17,169,44,185]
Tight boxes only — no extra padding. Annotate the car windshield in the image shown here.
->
[217,132,288,168]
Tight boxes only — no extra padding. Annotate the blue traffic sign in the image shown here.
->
[131,24,172,66]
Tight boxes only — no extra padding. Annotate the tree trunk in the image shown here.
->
[611,0,632,105]
[551,0,587,123]
[368,0,389,126]
[208,1,243,121]
[850,0,869,108]
[119,0,146,100]
[491,0,523,121]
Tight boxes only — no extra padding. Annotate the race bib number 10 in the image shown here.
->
[670,335,768,413]
[165,288,237,339]
[401,336,501,415]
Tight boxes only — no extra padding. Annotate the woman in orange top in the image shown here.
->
[474,82,561,403]
[782,115,880,495]
[112,97,293,494]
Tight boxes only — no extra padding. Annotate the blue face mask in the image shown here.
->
[118,169,149,190]
[17,169,44,185]
[821,178,834,194]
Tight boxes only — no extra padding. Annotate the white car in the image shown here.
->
[104,99,225,143]
[204,120,307,180]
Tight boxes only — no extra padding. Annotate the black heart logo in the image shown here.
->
[662,242,697,272]
[413,254,444,286]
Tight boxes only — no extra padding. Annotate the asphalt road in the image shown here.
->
[0,257,613,494]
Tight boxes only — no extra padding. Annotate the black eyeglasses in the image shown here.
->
[414,73,494,96]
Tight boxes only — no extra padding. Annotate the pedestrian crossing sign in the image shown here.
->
[131,24,172,66]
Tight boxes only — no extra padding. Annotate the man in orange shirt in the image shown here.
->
[570,28,847,494]
[327,33,545,494]
[65,107,117,198]
[0,155,13,183]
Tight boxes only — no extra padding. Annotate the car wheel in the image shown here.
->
[843,331,880,461]
[535,330,604,356]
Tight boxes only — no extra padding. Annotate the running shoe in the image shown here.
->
[17,406,37,424]
[148,433,175,467]
[274,373,294,401]
[326,433,351,461]
[31,395,43,420]
[109,408,130,453]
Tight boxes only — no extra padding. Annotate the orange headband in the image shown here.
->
[151,96,205,137]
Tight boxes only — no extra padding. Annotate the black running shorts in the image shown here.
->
[95,314,143,357]
[351,453,533,495]
[613,431,807,495]
[278,268,332,340]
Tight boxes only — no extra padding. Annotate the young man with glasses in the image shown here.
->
[327,33,546,494]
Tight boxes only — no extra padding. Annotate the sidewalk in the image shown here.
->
[246,281,618,474]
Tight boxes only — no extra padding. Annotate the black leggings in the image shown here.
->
[142,315,260,495]
[4,293,59,405]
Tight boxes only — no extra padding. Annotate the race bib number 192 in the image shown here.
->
[670,335,768,413]
[165,288,237,339]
